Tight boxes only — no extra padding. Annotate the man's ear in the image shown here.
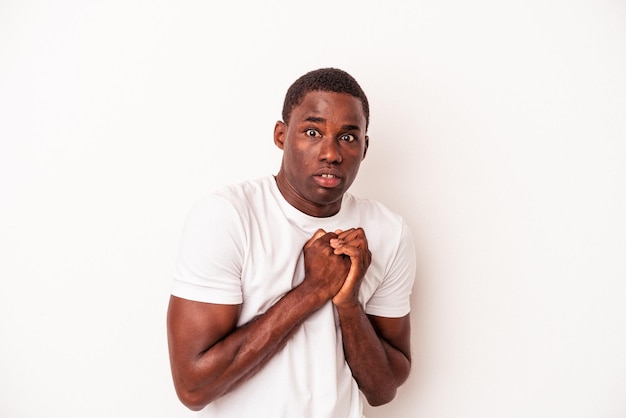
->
[362,135,369,160]
[274,121,286,150]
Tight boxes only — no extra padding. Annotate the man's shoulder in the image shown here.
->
[211,175,274,199]
[195,176,274,210]
[188,176,277,223]
[184,176,276,233]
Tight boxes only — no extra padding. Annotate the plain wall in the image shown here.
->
[1,0,625,417]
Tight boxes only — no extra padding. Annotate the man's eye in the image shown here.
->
[340,134,356,142]
[305,129,321,138]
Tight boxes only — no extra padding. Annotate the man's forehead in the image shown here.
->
[292,91,366,123]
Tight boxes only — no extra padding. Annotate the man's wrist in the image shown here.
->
[294,279,332,309]
[332,296,362,312]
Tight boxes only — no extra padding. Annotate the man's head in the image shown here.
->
[282,68,369,130]
[274,68,369,218]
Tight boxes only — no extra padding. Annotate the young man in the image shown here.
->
[167,68,416,417]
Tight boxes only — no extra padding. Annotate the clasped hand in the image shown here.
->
[303,228,372,307]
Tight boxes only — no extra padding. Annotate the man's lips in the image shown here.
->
[313,170,342,188]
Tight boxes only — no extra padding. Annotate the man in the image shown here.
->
[167,68,416,417]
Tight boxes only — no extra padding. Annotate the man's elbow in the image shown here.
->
[365,386,397,407]
[175,386,205,411]
[364,362,411,407]
[176,387,214,412]
[174,378,221,412]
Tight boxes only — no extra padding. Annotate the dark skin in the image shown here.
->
[167,91,411,410]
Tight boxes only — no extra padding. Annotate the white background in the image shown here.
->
[1,1,625,417]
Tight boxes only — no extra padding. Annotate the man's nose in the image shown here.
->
[319,138,342,164]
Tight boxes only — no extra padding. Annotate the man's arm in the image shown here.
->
[330,228,412,406]
[335,306,411,406]
[167,230,350,411]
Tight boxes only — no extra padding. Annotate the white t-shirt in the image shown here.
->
[172,176,416,418]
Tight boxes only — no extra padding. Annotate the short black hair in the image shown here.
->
[281,68,370,129]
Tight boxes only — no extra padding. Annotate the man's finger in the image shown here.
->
[332,243,361,258]
[304,228,327,249]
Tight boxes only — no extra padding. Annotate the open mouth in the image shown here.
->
[314,173,342,187]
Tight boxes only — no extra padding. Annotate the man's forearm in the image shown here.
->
[336,302,411,406]
[179,284,326,410]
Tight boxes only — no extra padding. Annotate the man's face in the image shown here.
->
[274,91,368,217]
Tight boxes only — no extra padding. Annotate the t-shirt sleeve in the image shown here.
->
[364,220,416,318]
[171,194,245,304]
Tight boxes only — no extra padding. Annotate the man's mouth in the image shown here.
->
[314,172,342,187]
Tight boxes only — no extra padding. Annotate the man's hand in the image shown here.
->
[302,229,351,302]
[329,228,372,307]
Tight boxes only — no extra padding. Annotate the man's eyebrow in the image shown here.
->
[303,117,362,131]
[304,116,325,123]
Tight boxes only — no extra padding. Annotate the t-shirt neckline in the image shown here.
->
[269,175,350,229]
